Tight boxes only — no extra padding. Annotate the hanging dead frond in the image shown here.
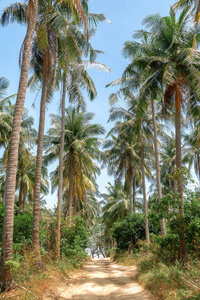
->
[59,0,88,39]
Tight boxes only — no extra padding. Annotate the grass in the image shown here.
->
[0,249,87,300]
[112,244,200,300]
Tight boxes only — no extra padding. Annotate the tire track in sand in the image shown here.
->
[45,258,152,300]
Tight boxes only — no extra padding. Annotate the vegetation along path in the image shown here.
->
[45,258,151,300]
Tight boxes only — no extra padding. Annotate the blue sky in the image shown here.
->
[0,0,175,208]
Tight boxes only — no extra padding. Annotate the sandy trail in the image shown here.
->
[46,258,151,300]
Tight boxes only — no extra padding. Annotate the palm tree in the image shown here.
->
[107,63,166,235]
[174,0,200,25]
[101,181,129,243]
[53,38,97,257]
[30,0,107,259]
[183,125,200,182]
[150,97,166,236]
[44,107,104,217]
[0,78,15,149]
[104,133,138,214]
[105,93,153,243]
[123,8,200,259]
[0,1,38,289]
[134,106,154,244]
[0,0,93,263]
[30,0,97,260]
[0,78,16,205]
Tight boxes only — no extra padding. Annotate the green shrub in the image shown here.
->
[112,213,160,251]
[61,216,88,260]
[13,213,33,244]
[0,208,33,251]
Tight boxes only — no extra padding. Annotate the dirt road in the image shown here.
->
[46,258,151,299]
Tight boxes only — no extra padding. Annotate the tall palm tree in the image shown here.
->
[123,8,200,259]
[0,1,38,289]
[0,0,93,262]
[134,106,154,244]
[44,107,104,216]
[107,63,166,235]
[52,30,108,256]
[105,94,153,243]
[31,0,107,259]
[104,133,138,214]
[30,0,96,259]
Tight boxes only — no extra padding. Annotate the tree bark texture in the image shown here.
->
[68,148,74,217]
[175,84,187,261]
[3,155,9,205]
[33,70,48,260]
[133,176,136,214]
[140,145,150,244]
[128,165,133,214]
[151,98,166,236]
[0,0,38,290]
[55,76,66,259]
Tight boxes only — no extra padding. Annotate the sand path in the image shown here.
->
[46,258,152,300]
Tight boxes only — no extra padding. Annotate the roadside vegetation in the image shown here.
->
[1,0,200,299]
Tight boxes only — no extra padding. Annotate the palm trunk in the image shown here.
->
[18,181,23,212]
[140,145,150,244]
[0,0,38,290]
[23,192,26,212]
[151,97,166,236]
[68,148,74,217]
[64,190,68,218]
[133,175,136,214]
[175,84,187,261]
[33,66,48,260]
[73,193,77,215]
[128,168,133,214]
[55,76,66,259]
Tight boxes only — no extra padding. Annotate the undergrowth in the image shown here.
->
[0,249,87,300]
[113,242,200,300]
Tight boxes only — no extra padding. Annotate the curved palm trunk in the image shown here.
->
[55,76,66,259]
[0,0,38,289]
[175,84,187,261]
[68,148,74,217]
[140,145,150,244]
[33,68,48,260]
[151,98,166,236]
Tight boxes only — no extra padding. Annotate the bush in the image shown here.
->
[61,216,88,262]
[0,207,33,252]
[112,213,160,251]
[13,213,33,244]
[151,233,180,262]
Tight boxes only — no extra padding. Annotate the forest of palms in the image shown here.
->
[1,0,200,299]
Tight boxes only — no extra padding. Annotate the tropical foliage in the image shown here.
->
[1,1,200,299]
